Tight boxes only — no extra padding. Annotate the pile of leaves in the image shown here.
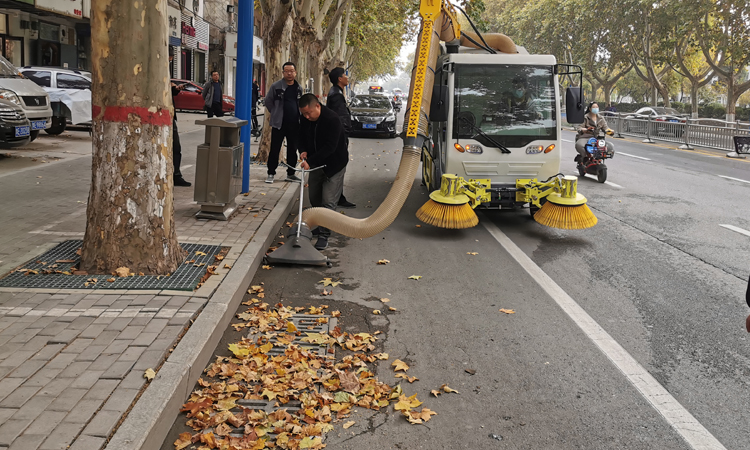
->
[174,301,435,450]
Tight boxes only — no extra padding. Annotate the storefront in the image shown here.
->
[33,0,84,68]
[168,5,181,79]
[252,35,265,93]
[181,11,209,85]
[0,12,24,66]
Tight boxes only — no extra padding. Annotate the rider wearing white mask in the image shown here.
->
[575,102,614,160]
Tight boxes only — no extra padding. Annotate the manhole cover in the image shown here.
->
[0,240,223,291]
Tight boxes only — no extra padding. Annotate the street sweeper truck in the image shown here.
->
[266,0,596,266]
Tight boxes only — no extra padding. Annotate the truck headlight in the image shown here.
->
[0,89,21,106]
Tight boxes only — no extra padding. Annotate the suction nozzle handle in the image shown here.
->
[280,162,326,173]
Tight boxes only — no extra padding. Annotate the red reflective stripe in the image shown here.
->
[92,105,172,126]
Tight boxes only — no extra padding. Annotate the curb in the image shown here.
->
[105,181,299,450]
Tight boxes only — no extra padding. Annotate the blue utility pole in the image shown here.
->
[236,0,254,193]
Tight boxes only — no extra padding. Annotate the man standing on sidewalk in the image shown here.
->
[202,71,224,118]
[171,81,191,186]
[298,93,348,250]
[264,62,304,184]
[326,67,356,208]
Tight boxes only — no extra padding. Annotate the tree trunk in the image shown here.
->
[691,82,699,118]
[81,0,183,275]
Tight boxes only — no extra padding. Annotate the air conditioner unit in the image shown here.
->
[60,26,67,43]
[30,21,39,31]
[20,20,30,30]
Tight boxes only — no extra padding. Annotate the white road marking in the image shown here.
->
[182,164,193,170]
[718,175,750,184]
[561,138,574,143]
[604,180,623,188]
[618,152,651,161]
[719,224,750,238]
[480,218,727,450]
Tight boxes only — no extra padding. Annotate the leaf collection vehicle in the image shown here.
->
[268,0,596,266]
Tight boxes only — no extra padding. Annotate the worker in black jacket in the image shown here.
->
[298,93,349,251]
[326,67,355,208]
[171,81,191,187]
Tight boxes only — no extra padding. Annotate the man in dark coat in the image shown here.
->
[264,62,304,183]
[251,79,260,137]
[202,71,224,118]
[326,67,355,208]
[171,81,191,186]
[298,94,349,250]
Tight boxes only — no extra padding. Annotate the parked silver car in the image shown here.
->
[0,55,52,141]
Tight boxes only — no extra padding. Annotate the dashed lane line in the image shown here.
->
[719,224,750,238]
[718,175,750,184]
[604,180,623,188]
[618,152,652,161]
[480,217,727,450]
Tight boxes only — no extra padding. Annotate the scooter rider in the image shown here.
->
[575,102,614,160]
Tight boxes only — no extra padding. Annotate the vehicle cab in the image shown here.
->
[424,46,570,208]
[0,55,52,140]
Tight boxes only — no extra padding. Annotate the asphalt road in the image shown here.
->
[163,120,750,449]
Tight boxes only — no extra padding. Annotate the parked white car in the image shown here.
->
[0,55,52,141]
[20,66,92,135]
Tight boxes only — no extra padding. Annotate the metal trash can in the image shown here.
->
[193,116,248,220]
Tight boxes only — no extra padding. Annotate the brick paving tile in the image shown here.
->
[81,379,119,401]
[93,296,120,307]
[100,360,135,380]
[44,353,76,370]
[6,359,46,379]
[59,338,92,355]
[127,316,151,327]
[26,410,66,436]
[62,398,105,424]
[8,329,40,345]
[30,343,64,362]
[38,422,84,449]
[65,316,95,331]
[68,435,105,450]
[69,371,104,390]
[118,369,145,390]
[10,395,55,421]
[78,324,107,339]
[101,387,139,412]
[129,332,158,347]
[87,354,117,372]
[132,349,167,372]
[0,406,17,424]
[57,361,91,379]
[0,419,32,446]
[91,315,115,325]
[6,433,46,450]
[142,318,169,334]
[89,330,119,348]
[118,346,145,362]
[115,325,144,340]
[36,322,67,338]
[46,330,80,345]
[105,317,132,331]
[0,386,41,408]
[81,409,121,438]
[34,378,73,399]
[74,344,107,362]
[46,388,87,412]
[102,339,130,355]
[23,367,64,388]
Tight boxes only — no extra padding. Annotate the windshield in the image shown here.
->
[0,55,19,78]
[452,64,557,148]
[351,96,391,109]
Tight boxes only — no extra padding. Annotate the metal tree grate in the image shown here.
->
[0,240,223,291]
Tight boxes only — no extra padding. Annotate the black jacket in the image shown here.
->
[299,105,348,177]
[326,85,351,135]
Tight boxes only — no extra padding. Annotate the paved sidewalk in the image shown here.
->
[0,123,297,450]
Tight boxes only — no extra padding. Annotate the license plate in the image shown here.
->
[15,126,30,137]
[668,119,678,122]
[363,123,377,129]
[31,120,46,130]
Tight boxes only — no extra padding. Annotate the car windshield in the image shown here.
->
[452,64,557,148]
[654,107,679,115]
[0,55,20,78]
[350,96,391,109]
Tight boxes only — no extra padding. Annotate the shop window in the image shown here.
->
[23,70,51,88]
[57,73,90,90]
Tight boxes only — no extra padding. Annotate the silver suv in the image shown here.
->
[0,55,52,141]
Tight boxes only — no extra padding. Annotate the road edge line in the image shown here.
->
[480,217,726,450]
[105,182,299,450]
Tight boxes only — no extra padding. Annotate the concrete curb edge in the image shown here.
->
[105,182,299,450]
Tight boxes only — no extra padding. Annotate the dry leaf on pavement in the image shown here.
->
[499,308,515,314]
[380,298,391,303]
[115,266,130,277]
[144,368,156,380]
[408,275,422,280]
[441,384,459,394]
[319,278,341,287]
[392,359,410,372]
[373,310,381,315]
[377,259,390,265]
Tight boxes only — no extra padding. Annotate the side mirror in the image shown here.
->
[429,85,449,122]
[565,87,584,124]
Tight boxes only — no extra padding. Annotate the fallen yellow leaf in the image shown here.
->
[115,267,130,277]
[408,275,422,280]
[388,307,397,311]
[144,368,156,380]
[392,359,410,372]
[499,308,516,314]
[262,265,272,270]
[377,259,390,265]
[380,298,391,303]
[373,310,381,315]
[343,421,356,429]
[431,389,441,397]
[319,278,341,287]
[441,384,459,394]
[467,252,479,255]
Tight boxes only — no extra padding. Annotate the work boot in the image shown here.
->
[174,177,192,187]
[338,195,356,208]
[314,236,328,250]
[311,227,321,236]
[265,174,274,184]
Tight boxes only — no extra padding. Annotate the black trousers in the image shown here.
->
[251,105,259,135]
[268,125,299,176]
[206,102,224,118]
[173,119,183,178]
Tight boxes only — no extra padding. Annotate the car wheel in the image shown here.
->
[30,130,39,142]
[45,117,67,135]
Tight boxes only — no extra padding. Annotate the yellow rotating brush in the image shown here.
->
[416,174,478,229]
[533,176,597,229]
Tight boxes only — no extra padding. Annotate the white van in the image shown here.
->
[0,55,52,141]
